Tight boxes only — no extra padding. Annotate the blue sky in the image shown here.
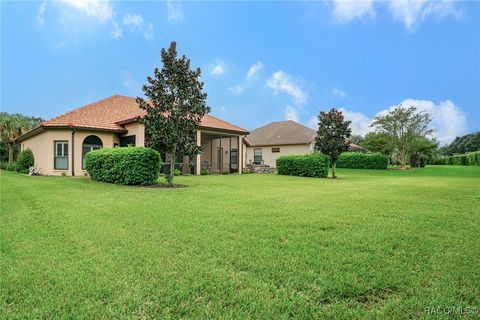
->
[2,0,479,144]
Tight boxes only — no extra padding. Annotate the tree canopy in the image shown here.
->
[137,41,210,185]
[442,131,480,155]
[314,108,351,178]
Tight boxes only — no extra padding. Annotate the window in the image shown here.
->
[271,147,280,153]
[82,135,103,169]
[230,148,238,164]
[254,148,262,164]
[120,135,136,147]
[54,141,68,170]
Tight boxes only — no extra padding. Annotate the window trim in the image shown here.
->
[271,147,280,153]
[230,148,238,165]
[54,140,69,170]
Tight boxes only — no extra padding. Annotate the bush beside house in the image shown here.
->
[16,149,34,173]
[277,153,329,178]
[85,147,162,185]
[336,152,388,170]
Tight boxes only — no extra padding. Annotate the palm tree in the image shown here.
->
[0,113,31,163]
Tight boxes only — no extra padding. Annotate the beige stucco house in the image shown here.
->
[243,121,316,167]
[17,95,248,176]
[244,120,368,168]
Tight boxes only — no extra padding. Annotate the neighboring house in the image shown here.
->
[244,121,316,167]
[17,95,248,176]
[244,120,369,168]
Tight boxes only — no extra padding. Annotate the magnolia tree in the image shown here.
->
[137,42,210,185]
[371,105,433,169]
[315,108,351,179]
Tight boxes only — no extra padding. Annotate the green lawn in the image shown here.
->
[1,167,479,319]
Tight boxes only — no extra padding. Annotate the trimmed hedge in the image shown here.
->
[85,147,162,185]
[337,152,388,170]
[16,149,34,174]
[433,151,480,166]
[276,153,329,178]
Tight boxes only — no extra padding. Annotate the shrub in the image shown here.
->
[200,167,209,175]
[6,162,17,171]
[336,152,388,170]
[467,152,480,166]
[277,153,329,178]
[173,168,182,176]
[16,149,34,173]
[451,154,468,166]
[85,147,162,185]
[0,162,7,170]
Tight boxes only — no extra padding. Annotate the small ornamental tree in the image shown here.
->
[137,42,210,185]
[371,105,433,169]
[314,108,352,178]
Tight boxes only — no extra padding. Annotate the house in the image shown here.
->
[17,95,248,176]
[243,120,369,168]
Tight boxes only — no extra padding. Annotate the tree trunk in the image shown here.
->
[8,142,14,163]
[399,149,406,170]
[166,146,176,186]
[332,161,337,179]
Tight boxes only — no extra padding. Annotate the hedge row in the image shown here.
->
[433,151,480,166]
[336,152,388,170]
[276,153,329,178]
[85,147,162,185]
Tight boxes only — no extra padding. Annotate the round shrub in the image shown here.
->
[276,153,329,178]
[85,147,162,185]
[16,149,34,173]
[336,152,388,170]
[6,162,17,171]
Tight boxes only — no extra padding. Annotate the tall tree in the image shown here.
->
[361,132,395,160]
[371,105,433,169]
[409,137,439,167]
[0,113,42,163]
[315,108,351,178]
[137,42,210,185]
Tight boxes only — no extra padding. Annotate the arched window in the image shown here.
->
[82,135,103,169]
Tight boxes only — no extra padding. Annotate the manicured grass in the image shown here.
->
[1,166,479,319]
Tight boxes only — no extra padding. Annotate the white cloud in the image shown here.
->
[111,20,122,39]
[166,0,184,22]
[60,0,113,22]
[340,108,372,136]
[210,61,226,76]
[306,116,318,129]
[229,85,246,95]
[332,0,375,22]
[387,0,463,31]
[122,14,154,40]
[285,106,299,122]
[391,99,467,144]
[247,61,264,80]
[328,0,463,30]
[332,87,346,98]
[229,61,264,95]
[266,70,307,105]
[37,1,47,27]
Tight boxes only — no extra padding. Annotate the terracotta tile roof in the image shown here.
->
[40,95,248,134]
[245,120,316,146]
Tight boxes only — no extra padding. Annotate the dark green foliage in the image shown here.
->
[85,147,162,185]
[443,131,480,155]
[0,161,7,170]
[276,153,329,178]
[337,152,388,170]
[200,168,209,175]
[16,149,34,173]
[137,41,210,186]
[6,162,17,171]
[314,108,351,178]
[432,151,480,166]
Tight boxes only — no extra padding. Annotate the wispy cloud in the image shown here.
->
[121,70,142,94]
[266,70,308,105]
[210,60,226,76]
[229,61,264,95]
[332,87,346,98]
[166,0,184,22]
[122,13,154,40]
[60,0,114,22]
[285,106,299,122]
[36,1,47,27]
[328,0,464,31]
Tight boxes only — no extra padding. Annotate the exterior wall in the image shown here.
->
[245,143,313,168]
[122,122,145,147]
[21,129,118,176]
